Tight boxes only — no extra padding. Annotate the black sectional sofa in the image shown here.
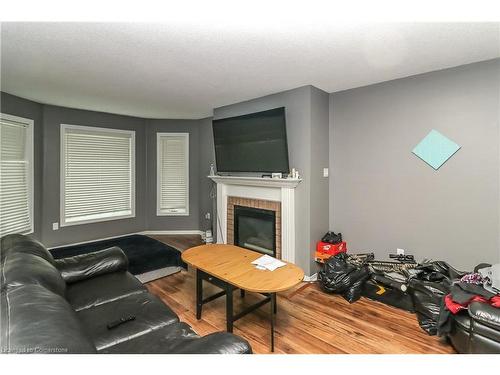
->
[448,302,500,354]
[0,234,252,354]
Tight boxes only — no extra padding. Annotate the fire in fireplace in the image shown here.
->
[234,205,276,257]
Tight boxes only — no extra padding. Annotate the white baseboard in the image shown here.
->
[49,230,203,250]
[48,233,136,250]
[140,230,204,236]
[303,273,318,282]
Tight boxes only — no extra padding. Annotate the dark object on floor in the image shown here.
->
[321,231,342,244]
[50,234,185,275]
[1,233,252,354]
[318,253,370,303]
[362,275,415,312]
[408,261,466,335]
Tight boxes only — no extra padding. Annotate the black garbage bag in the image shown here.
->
[318,253,370,303]
[408,261,466,335]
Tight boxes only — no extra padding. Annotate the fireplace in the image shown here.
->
[234,205,276,256]
[226,196,281,259]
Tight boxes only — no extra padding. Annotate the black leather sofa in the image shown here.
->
[448,301,500,354]
[0,234,252,354]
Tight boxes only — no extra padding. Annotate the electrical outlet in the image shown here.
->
[52,222,59,231]
[323,168,329,177]
[205,212,211,220]
[397,248,405,255]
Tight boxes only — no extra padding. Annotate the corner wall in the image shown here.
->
[145,118,201,232]
[41,105,149,247]
[329,59,500,269]
[1,93,208,248]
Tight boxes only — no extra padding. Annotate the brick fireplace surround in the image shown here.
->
[227,196,282,259]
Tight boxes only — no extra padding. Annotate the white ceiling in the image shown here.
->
[1,22,499,119]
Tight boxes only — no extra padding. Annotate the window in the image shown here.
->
[157,133,189,216]
[0,113,34,237]
[61,124,135,226]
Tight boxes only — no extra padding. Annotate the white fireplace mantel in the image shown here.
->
[208,175,302,264]
[208,175,302,188]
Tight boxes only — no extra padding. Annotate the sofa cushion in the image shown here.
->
[469,301,500,331]
[77,292,179,350]
[1,284,96,354]
[100,322,252,354]
[54,247,129,284]
[1,233,55,265]
[2,253,66,296]
[66,271,146,311]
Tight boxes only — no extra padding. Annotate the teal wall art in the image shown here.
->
[412,129,461,170]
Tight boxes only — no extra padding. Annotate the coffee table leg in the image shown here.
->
[196,269,203,320]
[240,289,245,298]
[226,283,234,332]
[270,293,276,352]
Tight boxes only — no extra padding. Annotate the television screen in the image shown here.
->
[212,107,289,174]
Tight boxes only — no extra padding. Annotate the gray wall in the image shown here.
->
[41,105,148,247]
[145,119,201,231]
[197,117,216,232]
[214,85,330,275]
[4,59,497,270]
[329,59,500,269]
[309,87,330,272]
[1,92,44,240]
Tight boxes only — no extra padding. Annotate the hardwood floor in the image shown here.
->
[146,235,455,354]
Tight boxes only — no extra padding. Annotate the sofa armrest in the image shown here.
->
[469,301,500,331]
[54,247,129,284]
[172,332,252,354]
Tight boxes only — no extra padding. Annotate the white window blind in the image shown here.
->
[157,133,189,216]
[61,125,135,226]
[0,114,34,237]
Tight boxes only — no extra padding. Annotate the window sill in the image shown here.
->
[60,212,135,227]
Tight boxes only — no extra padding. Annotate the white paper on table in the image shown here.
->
[251,254,286,271]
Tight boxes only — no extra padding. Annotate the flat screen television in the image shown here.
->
[212,107,289,174]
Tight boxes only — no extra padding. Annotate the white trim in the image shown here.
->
[139,230,204,236]
[281,186,295,264]
[48,232,138,250]
[0,112,34,236]
[48,230,204,250]
[156,132,190,216]
[209,175,302,188]
[60,124,136,227]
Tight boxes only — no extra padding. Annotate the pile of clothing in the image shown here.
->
[438,264,500,336]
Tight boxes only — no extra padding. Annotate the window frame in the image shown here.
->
[156,132,190,217]
[0,113,34,236]
[60,124,136,227]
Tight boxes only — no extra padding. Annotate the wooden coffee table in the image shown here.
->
[181,244,304,352]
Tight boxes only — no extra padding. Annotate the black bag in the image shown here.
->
[362,274,415,312]
[321,231,342,244]
[408,261,466,335]
[318,253,370,303]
